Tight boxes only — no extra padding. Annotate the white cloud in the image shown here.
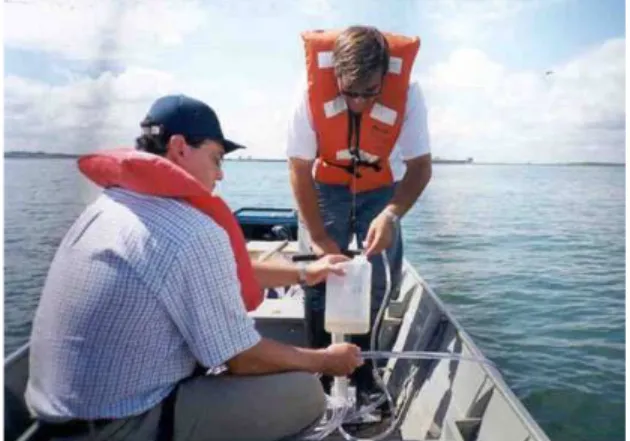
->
[4,0,341,63]
[4,67,178,152]
[426,0,564,43]
[4,39,625,162]
[429,48,506,90]
[3,64,296,158]
[3,0,624,164]
[421,38,625,162]
[4,0,205,61]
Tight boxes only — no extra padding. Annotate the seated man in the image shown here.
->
[25,94,362,441]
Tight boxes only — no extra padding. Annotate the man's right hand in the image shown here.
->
[311,235,341,256]
[227,338,363,377]
[321,343,363,376]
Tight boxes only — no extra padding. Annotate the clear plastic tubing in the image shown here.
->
[303,247,496,440]
[302,350,495,441]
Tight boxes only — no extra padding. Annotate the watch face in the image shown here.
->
[385,209,399,223]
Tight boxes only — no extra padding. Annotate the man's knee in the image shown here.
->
[285,372,327,420]
[268,372,327,440]
[174,372,326,441]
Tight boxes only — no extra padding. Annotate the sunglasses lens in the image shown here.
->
[343,91,377,99]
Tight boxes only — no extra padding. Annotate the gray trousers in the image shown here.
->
[49,372,326,441]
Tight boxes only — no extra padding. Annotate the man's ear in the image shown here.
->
[165,135,187,162]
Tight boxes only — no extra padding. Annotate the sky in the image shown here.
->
[3,0,627,163]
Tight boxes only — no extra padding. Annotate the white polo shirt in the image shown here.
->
[286,80,431,181]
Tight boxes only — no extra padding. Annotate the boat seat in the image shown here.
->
[250,298,307,347]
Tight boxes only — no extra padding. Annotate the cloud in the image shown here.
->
[4,0,340,63]
[4,0,206,62]
[426,0,564,43]
[5,39,625,162]
[420,38,625,162]
[3,64,297,158]
[3,0,624,163]
[4,67,178,152]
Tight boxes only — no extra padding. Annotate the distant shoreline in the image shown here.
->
[3,151,625,167]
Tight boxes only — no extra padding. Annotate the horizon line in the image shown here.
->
[3,151,625,166]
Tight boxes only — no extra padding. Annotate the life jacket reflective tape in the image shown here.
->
[301,29,420,193]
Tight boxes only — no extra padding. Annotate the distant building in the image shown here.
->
[433,156,474,164]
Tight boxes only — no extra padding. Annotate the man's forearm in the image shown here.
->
[252,259,300,289]
[289,159,326,240]
[386,154,432,217]
[227,337,326,375]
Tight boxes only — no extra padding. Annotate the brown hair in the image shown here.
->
[135,120,205,156]
[333,26,390,87]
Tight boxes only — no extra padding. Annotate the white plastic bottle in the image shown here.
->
[325,255,372,335]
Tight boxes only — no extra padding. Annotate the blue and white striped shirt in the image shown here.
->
[25,188,261,420]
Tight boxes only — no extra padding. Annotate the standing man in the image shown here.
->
[287,26,432,404]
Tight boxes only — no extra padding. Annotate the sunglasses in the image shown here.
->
[340,89,381,99]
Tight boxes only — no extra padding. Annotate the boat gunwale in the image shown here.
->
[402,260,551,441]
[5,342,29,367]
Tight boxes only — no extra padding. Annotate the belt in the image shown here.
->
[39,418,114,438]
[38,386,178,440]
[37,367,193,440]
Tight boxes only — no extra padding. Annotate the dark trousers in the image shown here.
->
[304,299,385,395]
[298,183,404,396]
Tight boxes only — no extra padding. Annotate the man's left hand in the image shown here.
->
[303,254,350,286]
[365,211,397,257]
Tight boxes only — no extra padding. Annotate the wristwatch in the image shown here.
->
[383,208,399,224]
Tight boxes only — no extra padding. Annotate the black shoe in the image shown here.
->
[356,390,393,420]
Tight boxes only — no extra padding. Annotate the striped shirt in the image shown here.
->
[25,188,261,421]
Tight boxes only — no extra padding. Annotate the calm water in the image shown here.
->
[4,159,625,441]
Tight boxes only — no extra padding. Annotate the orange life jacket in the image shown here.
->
[301,29,420,193]
[77,147,263,312]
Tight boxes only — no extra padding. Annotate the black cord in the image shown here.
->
[348,112,361,248]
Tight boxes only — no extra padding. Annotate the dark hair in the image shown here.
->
[134,121,205,156]
[333,26,390,87]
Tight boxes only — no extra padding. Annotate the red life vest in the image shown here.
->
[301,29,420,193]
[77,147,263,311]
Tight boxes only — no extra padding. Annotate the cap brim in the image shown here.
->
[222,139,246,155]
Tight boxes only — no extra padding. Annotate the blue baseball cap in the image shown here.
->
[141,94,245,154]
